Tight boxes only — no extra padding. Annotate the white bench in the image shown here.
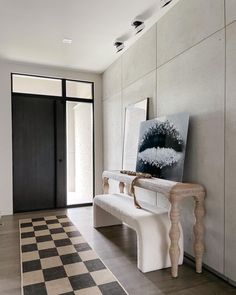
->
[93,193,184,273]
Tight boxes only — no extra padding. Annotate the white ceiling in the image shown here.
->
[0,0,176,73]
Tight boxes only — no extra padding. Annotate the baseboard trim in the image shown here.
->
[184,252,236,288]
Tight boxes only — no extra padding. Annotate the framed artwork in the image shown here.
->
[136,112,189,181]
[122,98,149,171]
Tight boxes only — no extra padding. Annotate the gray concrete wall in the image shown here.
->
[102,0,236,283]
[225,0,236,281]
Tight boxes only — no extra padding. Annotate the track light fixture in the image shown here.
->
[132,19,145,34]
[114,41,124,53]
[113,2,162,53]
[161,0,173,8]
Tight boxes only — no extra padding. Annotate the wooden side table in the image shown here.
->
[102,170,206,278]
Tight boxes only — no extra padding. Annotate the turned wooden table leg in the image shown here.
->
[119,181,125,193]
[193,193,205,273]
[103,177,109,194]
[169,198,181,278]
[127,184,131,196]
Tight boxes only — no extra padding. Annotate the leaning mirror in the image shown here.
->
[122,98,149,171]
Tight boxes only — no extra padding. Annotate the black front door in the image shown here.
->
[12,94,66,212]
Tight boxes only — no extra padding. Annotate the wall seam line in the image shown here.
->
[122,67,157,90]
[103,65,157,101]
[121,55,124,170]
[155,22,158,207]
[223,0,227,277]
[225,19,236,28]
[156,26,226,71]
[103,91,122,102]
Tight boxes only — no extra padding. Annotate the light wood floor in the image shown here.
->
[1,207,236,295]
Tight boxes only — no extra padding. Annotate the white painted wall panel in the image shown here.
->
[0,61,13,215]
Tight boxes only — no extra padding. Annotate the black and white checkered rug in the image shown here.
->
[19,215,127,295]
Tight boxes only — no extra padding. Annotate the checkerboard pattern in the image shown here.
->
[19,215,127,295]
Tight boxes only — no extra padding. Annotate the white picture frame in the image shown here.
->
[122,98,149,171]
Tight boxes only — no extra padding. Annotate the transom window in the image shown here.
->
[12,74,93,100]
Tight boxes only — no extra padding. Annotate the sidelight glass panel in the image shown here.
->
[66,80,92,99]
[12,74,62,96]
[66,101,93,205]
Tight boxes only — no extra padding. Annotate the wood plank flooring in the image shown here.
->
[0,207,236,295]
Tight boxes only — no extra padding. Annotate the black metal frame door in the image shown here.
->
[12,94,66,212]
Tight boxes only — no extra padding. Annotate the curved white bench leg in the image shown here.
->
[135,213,184,273]
[93,195,184,273]
[93,202,122,228]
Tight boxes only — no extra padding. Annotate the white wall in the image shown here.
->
[0,59,103,215]
[102,0,236,284]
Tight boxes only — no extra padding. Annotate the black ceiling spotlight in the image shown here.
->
[161,0,173,8]
[114,41,124,53]
[132,19,145,34]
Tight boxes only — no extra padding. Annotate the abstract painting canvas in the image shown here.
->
[136,113,189,181]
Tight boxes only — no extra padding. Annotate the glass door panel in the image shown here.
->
[66,101,93,205]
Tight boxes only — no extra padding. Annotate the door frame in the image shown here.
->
[11,73,95,211]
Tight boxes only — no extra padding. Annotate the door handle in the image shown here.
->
[58,159,63,162]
